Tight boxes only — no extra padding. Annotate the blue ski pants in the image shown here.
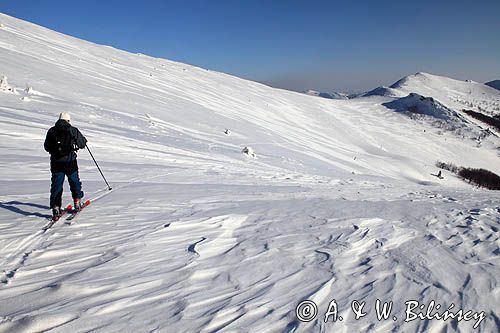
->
[50,161,84,209]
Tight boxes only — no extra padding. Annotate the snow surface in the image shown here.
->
[0,13,499,332]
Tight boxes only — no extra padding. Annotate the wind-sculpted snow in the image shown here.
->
[0,13,499,333]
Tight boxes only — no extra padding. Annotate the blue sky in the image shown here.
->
[1,0,499,92]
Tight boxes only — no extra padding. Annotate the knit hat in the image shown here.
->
[59,112,71,122]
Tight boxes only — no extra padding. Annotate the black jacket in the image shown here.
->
[44,119,87,162]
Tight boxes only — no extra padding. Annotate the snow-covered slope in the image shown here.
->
[0,13,499,333]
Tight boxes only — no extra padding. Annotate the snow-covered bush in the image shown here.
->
[224,129,231,135]
[242,146,256,158]
[25,85,33,94]
[436,161,460,174]
[0,76,7,89]
[0,75,15,93]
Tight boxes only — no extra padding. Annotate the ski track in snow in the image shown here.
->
[0,12,499,333]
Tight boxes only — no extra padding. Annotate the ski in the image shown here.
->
[65,200,91,224]
[42,204,73,231]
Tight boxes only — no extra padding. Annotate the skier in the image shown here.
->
[44,112,87,220]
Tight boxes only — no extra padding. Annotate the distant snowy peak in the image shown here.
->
[388,72,500,95]
[303,89,349,100]
[363,72,463,97]
[389,72,439,89]
[361,73,442,97]
[485,80,500,90]
[361,72,500,118]
[364,72,499,96]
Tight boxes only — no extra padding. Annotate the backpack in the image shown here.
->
[53,127,75,158]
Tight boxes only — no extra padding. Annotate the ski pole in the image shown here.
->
[86,145,112,190]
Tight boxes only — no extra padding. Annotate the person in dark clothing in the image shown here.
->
[44,112,87,220]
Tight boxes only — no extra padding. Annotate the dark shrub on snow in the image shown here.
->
[462,109,500,132]
[436,161,500,190]
[458,168,500,190]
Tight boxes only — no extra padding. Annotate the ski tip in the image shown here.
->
[84,199,91,205]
